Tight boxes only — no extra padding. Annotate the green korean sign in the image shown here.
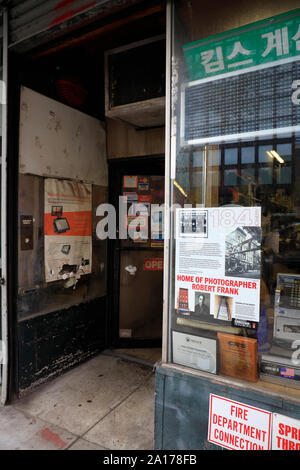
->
[183,9,300,81]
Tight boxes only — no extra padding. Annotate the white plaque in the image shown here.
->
[172,331,217,374]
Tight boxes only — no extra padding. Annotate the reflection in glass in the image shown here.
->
[241,146,255,163]
[258,167,272,184]
[224,148,238,165]
[193,151,204,167]
[276,166,292,185]
[224,169,238,186]
[258,145,273,163]
[170,1,300,390]
[276,143,292,162]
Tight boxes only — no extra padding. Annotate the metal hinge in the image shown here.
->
[0,277,5,285]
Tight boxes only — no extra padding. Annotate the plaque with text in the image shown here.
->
[217,333,258,382]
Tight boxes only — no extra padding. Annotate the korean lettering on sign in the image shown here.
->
[183,10,300,80]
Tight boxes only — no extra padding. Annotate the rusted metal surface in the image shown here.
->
[31,3,165,59]
[17,296,107,397]
[8,0,145,52]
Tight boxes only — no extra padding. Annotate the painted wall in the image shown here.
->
[19,86,107,185]
[106,117,165,158]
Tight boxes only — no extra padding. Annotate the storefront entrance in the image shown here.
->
[108,157,164,349]
[6,1,166,400]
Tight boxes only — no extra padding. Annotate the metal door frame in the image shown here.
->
[1,6,8,405]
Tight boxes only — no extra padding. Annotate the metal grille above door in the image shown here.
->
[7,0,144,53]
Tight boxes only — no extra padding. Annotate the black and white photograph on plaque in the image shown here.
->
[225,226,261,279]
[192,292,211,320]
[179,209,208,237]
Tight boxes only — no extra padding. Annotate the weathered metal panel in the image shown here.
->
[155,365,300,450]
[8,0,143,52]
[19,86,108,185]
[17,296,107,396]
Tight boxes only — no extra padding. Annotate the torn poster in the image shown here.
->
[44,178,92,283]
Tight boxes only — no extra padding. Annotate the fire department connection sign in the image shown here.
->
[208,395,272,450]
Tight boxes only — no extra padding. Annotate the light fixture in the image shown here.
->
[173,180,188,198]
[266,150,285,164]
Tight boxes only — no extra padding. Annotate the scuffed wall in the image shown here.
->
[18,86,108,320]
[18,173,107,320]
[106,117,165,158]
[17,87,108,396]
[19,86,107,185]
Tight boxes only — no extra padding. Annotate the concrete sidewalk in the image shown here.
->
[0,351,158,450]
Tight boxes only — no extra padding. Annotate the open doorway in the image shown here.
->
[107,156,164,363]
[12,2,166,397]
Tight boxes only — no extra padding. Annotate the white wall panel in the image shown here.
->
[19,86,108,186]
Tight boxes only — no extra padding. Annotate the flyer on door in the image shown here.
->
[175,206,261,324]
[44,178,92,283]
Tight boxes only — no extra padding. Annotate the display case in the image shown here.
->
[162,0,300,400]
[155,1,300,451]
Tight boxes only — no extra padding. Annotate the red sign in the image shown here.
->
[138,195,152,203]
[143,258,163,271]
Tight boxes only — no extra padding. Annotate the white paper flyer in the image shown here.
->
[175,206,261,324]
[44,178,92,283]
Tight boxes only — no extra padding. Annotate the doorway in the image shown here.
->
[9,2,166,398]
[108,156,164,356]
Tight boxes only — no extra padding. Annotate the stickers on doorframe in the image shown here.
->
[138,176,149,190]
[123,192,138,202]
[138,194,152,203]
[123,175,138,188]
[143,258,163,271]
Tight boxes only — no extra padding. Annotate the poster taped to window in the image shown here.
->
[175,206,261,324]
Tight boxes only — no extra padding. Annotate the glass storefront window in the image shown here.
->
[167,1,300,389]
[224,148,238,165]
